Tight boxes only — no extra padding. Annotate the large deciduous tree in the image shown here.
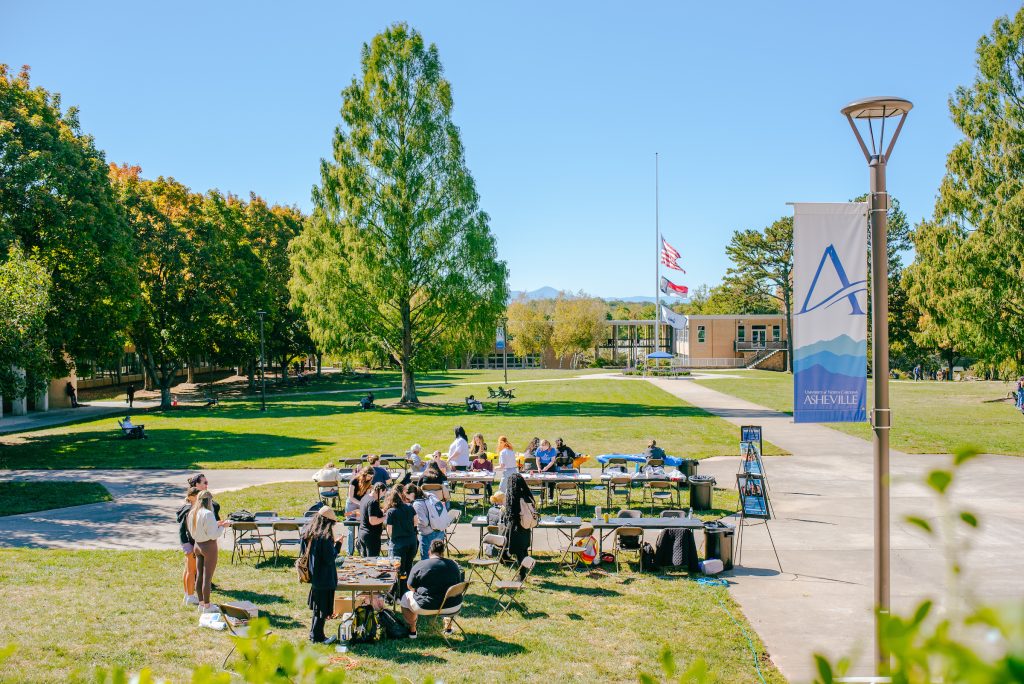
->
[291,24,508,403]
[907,7,1024,374]
[506,297,552,360]
[0,245,51,400]
[551,292,608,368]
[723,217,794,371]
[0,65,138,375]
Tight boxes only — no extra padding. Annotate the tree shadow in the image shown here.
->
[0,429,331,469]
[534,580,620,597]
[217,587,290,605]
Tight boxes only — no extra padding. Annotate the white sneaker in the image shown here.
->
[184,594,200,606]
[203,605,221,614]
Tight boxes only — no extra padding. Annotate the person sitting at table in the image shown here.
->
[496,435,518,493]
[301,507,344,644]
[535,439,558,496]
[407,444,426,475]
[523,437,540,459]
[312,462,341,497]
[426,450,448,474]
[554,438,577,470]
[447,426,471,471]
[470,433,488,459]
[419,460,451,503]
[400,538,465,639]
[384,483,420,597]
[645,439,666,461]
[470,449,494,497]
[367,454,390,485]
[357,482,387,557]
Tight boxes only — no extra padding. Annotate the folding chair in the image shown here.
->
[414,581,471,644]
[612,526,644,573]
[524,477,546,509]
[271,522,301,564]
[230,522,267,564]
[646,458,665,468]
[602,457,628,473]
[495,556,536,616]
[316,480,340,508]
[557,524,595,576]
[462,482,487,511]
[468,533,506,589]
[444,508,462,556]
[642,480,678,513]
[217,603,272,672]
[554,481,580,516]
[521,456,538,471]
[606,475,632,509]
[660,509,690,518]
[421,483,444,497]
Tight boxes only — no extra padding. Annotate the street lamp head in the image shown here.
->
[840,97,913,119]
[256,310,267,317]
[841,96,912,163]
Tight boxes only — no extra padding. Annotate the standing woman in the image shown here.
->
[357,483,387,557]
[188,490,228,612]
[345,466,374,554]
[302,507,343,643]
[496,436,518,493]
[176,487,200,606]
[447,426,471,471]
[384,484,420,596]
[502,473,536,579]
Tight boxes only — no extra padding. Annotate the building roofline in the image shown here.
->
[687,314,785,320]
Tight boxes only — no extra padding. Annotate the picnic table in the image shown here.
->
[589,516,704,554]
[596,454,692,471]
[335,555,398,597]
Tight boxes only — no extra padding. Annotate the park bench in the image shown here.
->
[497,398,513,412]
[497,386,515,399]
[487,386,500,398]
[117,419,147,439]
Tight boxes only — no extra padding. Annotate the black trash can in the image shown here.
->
[676,459,699,489]
[689,474,716,511]
[704,521,734,570]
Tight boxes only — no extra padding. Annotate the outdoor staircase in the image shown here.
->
[745,347,784,370]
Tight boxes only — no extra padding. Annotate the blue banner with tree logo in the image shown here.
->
[791,203,868,423]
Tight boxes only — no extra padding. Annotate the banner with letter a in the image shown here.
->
[792,202,868,423]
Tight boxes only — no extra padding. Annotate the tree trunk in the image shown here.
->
[399,300,417,403]
[247,359,255,390]
[946,351,955,380]
[316,353,322,377]
[186,359,195,384]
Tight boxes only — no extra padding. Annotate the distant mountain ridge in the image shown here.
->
[509,286,657,303]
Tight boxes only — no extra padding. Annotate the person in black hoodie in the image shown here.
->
[301,507,343,644]
[176,487,200,606]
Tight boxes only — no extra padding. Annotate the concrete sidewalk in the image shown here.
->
[0,400,161,435]
[645,376,1024,682]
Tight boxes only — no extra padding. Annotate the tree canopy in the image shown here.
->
[0,245,51,400]
[291,23,508,402]
[0,65,138,375]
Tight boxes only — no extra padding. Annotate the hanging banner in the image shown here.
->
[792,202,868,423]
[496,325,506,351]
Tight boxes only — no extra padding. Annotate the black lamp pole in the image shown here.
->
[257,310,267,412]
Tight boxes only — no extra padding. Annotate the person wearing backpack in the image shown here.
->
[410,485,448,560]
[300,507,343,644]
[502,473,536,579]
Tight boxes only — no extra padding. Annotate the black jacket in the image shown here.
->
[176,503,194,545]
[652,528,699,572]
[302,535,341,590]
[555,445,577,468]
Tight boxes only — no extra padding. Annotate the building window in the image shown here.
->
[737,326,745,342]
[697,325,705,343]
[773,325,781,342]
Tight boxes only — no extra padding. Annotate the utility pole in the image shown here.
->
[257,310,267,412]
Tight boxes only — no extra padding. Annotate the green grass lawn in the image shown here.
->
[695,370,1023,455]
[0,548,782,684]
[0,481,112,516]
[0,372,784,470]
[218,481,741,522]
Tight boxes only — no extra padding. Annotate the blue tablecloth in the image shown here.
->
[596,453,687,470]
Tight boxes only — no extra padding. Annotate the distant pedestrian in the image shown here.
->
[1016,378,1023,409]
[912,364,921,381]
[65,381,79,408]
[126,383,135,408]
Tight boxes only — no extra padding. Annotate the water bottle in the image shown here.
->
[595,506,602,521]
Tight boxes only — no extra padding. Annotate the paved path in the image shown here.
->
[645,376,1024,682]
[0,400,161,435]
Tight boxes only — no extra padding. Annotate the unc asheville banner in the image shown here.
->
[792,203,868,423]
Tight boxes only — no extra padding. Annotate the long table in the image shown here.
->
[468,514,705,554]
[469,515,583,554]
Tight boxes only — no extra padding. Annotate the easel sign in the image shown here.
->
[740,425,762,453]
[740,441,762,475]
[737,473,770,519]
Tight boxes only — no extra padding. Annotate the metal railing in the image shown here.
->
[734,340,788,352]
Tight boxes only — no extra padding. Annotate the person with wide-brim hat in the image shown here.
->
[302,506,343,644]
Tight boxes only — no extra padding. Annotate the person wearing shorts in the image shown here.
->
[176,487,200,606]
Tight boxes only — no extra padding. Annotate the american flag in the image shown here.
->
[660,237,685,272]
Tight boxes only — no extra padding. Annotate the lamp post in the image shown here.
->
[256,310,267,412]
[840,96,912,674]
[498,316,508,384]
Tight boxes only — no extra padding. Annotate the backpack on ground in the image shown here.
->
[378,608,411,639]
[349,605,383,644]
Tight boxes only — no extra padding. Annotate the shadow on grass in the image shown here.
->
[217,587,290,605]
[0,429,331,469]
[361,631,526,659]
[535,580,621,597]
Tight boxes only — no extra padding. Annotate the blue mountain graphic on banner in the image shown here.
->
[793,350,867,377]
[795,334,865,357]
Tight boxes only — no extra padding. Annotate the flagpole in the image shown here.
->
[655,152,660,355]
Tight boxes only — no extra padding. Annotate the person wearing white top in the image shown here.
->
[312,462,341,498]
[447,426,470,471]
[187,491,228,611]
[496,435,519,493]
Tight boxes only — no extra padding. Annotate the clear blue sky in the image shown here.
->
[3,1,1017,298]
